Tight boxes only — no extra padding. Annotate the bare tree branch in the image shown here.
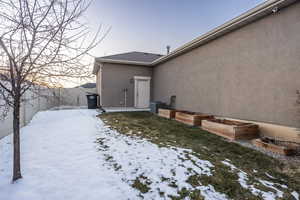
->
[0,0,106,182]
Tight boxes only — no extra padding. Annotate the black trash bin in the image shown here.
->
[86,94,98,109]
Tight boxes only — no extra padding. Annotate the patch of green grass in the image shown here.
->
[104,154,113,161]
[99,112,300,199]
[198,165,256,199]
[132,175,152,194]
[170,187,205,200]
[112,163,122,171]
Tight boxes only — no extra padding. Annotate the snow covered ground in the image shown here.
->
[0,109,298,200]
[0,110,136,200]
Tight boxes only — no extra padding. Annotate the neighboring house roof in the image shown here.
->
[93,0,297,74]
[76,83,96,88]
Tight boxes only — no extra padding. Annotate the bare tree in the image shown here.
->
[0,0,107,182]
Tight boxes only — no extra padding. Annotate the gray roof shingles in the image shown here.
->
[76,83,96,88]
[97,51,163,63]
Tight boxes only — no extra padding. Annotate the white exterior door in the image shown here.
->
[134,76,151,108]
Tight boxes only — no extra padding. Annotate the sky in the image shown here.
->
[86,0,266,58]
[69,0,266,87]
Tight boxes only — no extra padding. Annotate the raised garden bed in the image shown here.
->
[252,138,299,156]
[175,111,214,126]
[202,119,259,140]
[158,108,182,119]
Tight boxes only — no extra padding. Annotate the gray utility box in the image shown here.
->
[150,101,168,113]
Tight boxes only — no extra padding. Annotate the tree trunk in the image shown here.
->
[12,96,22,182]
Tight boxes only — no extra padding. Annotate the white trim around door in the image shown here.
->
[134,76,151,108]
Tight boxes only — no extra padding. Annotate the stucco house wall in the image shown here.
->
[153,3,300,128]
[99,63,152,107]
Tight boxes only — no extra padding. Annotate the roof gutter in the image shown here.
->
[93,58,152,74]
[151,0,296,65]
[95,58,152,66]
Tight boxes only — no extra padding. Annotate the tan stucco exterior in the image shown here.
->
[98,63,152,107]
[153,3,300,127]
[95,2,300,142]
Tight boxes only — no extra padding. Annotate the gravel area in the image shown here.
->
[235,140,300,164]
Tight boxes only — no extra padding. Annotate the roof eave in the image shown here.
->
[95,58,152,66]
[152,0,297,65]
